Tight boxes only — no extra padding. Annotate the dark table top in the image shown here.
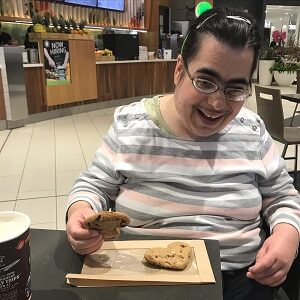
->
[30,229,223,300]
[281,94,300,103]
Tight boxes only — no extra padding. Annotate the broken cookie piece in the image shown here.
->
[84,211,130,240]
[144,242,192,270]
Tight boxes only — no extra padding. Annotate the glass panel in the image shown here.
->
[265,5,300,46]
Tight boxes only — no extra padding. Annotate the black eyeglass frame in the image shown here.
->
[181,57,252,102]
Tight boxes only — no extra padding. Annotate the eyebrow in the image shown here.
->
[194,68,249,85]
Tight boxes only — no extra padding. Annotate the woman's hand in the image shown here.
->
[66,201,104,255]
[247,223,299,286]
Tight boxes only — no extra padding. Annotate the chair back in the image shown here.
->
[254,86,285,141]
[297,70,300,94]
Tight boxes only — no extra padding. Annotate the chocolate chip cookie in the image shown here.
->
[144,242,192,270]
[84,211,130,240]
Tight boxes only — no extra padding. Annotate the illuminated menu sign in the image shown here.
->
[97,0,124,11]
[64,0,97,7]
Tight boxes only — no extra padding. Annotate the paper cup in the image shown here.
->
[0,211,31,300]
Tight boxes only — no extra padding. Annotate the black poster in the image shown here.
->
[43,39,71,86]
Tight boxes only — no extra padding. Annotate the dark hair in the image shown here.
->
[181,7,261,78]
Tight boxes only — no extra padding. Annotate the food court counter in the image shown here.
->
[24,59,176,115]
[95,59,176,102]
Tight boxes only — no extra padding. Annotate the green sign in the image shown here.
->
[195,2,213,17]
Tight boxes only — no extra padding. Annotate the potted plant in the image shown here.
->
[258,47,277,86]
[277,37,300,62]
[270,61,300,86]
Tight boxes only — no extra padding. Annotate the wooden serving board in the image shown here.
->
[66,240,215,287]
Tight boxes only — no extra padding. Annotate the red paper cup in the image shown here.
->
[0,211,31,300]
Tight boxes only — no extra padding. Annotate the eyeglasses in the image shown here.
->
[183,61,251,102]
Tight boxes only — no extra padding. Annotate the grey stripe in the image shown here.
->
[122,171,257,184]
[260,135,273,156]
[71,186,109,209]
[123,180,258,193]
[90,160,119,180]
[116,203,164,221]
[117,145,260,160]
[221,245,264,255]
[117,112,150,122]
[116,126,259,143]
[105,133,119,152]
[116,206,262,230]
[122,184,261,208]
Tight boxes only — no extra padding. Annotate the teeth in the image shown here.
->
[203,112,221,119]
[197,108,222,119]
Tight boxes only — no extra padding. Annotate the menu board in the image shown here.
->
[97,0,125,11]
[64,0,97,7]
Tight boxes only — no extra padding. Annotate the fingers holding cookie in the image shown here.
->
[84,211,130,241]
[66,204,104,255]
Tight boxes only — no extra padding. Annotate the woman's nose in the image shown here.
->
[207,90,228,110]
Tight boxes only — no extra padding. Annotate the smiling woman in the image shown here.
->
[66,7,300,300]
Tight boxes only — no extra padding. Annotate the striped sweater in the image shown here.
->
[68,98,300,271]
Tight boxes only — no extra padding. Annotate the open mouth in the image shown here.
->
[196,108,223,123]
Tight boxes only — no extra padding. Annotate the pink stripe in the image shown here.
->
[100,142,117,160]
[263,189,300,209]
[275,207,300,216]
[262,143,277,167]
[120,189,260,220]
[116,153,261,169]
[287,189,299,196]
[69,191,100,202]
[127,227,259,242]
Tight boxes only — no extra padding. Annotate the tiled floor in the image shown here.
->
[0,85,299,231]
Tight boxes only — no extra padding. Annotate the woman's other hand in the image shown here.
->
[247,223,299,286]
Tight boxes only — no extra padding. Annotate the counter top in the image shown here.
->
[96,59,176,64]
[1,64,43,68]
[21,60,176,68]
[23,63,44,68]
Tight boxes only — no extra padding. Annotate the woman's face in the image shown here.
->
[173,36,254,138]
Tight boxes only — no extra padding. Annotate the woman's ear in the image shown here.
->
[174,55,184,86]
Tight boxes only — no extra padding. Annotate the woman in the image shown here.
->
[66,7,300,299]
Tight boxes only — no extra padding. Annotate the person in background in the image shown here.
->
[24,25,37,49]
[0,22,12,45]
[66,7,300,300]
[269,39,277,48]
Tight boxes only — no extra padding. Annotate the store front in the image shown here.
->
[265,4,300,47]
